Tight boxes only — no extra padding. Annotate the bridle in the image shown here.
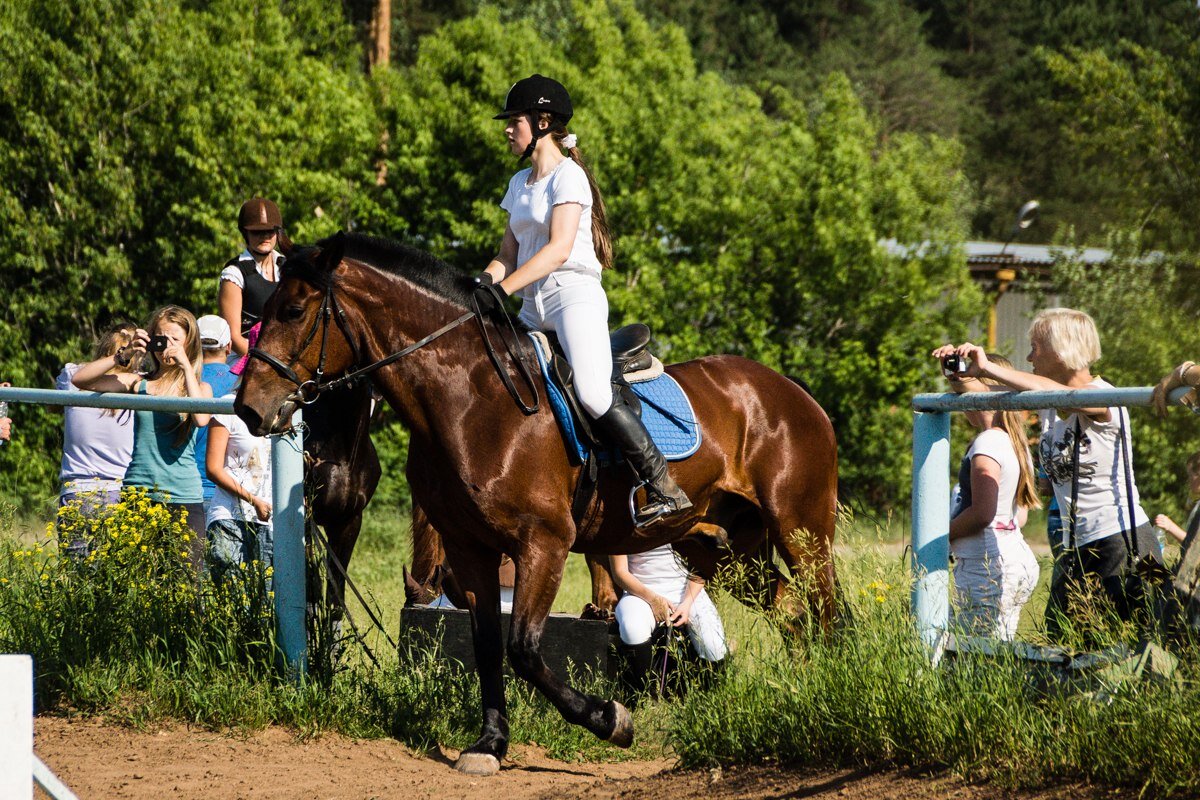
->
[247,278,540,414]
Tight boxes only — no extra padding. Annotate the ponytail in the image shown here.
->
[549,123,613,270]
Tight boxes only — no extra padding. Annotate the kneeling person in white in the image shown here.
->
[205,400,273,588]
[610,544,727,668]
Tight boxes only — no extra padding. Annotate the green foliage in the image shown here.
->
[0,488,275,707]
[0,0,379,506]
[1042,40,1200,253]
[670,541,1200,794]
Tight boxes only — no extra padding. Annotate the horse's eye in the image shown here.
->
[284,305,305,321]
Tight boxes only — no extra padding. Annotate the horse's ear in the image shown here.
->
[316,231,346,272]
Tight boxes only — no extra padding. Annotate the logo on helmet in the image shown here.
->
[538,97,550,104]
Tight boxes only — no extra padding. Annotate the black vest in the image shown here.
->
[226,255,281,334]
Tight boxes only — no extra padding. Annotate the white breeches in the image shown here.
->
[518,271,612,419]
[615,583,728,662]
[952,538,1040,641]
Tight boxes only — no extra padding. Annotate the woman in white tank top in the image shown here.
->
[932,349,1041,640]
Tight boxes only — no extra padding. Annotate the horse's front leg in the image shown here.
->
[441,534,508,775]
[508,538,633,747]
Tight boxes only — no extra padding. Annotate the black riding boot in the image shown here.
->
[616,640,656,708]
[593,397,693,526]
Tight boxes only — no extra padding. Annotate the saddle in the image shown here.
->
[532,323,662,452]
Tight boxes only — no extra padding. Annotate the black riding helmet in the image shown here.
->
[494,74,573,161]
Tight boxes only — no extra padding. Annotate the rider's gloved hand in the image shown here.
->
[471,273,508,316]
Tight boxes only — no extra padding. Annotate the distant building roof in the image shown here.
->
[963,241,1112,266]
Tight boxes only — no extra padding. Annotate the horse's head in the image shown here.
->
[235,233,359,436]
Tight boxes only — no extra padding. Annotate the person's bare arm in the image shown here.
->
[669,577,706,627]
[609,554,673,623]
[955,343,1109,421]
[950,455,1001,541]
[483,226,520,284]
[1154,513,1187,544]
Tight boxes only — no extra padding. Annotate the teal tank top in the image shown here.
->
[122,380,203,504]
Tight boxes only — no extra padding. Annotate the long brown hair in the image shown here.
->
[144,305,204,446]
[544,115,614,270]
[980,354,1042,510]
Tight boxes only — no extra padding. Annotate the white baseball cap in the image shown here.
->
[197,315,231,349]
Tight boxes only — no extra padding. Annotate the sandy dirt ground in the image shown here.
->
[34,717,1138,800]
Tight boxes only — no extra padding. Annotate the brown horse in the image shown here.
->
[235,232,838,776]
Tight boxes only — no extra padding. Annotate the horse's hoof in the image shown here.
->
[454,752,500,776]
[605,701,635,748]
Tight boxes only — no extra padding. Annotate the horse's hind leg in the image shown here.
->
[440,533,507,775]
[763,494,838,632]
[509,538,633,746]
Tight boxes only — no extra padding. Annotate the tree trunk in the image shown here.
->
[369,0,390,73]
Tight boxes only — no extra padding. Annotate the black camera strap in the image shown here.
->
[1117,406,1140,566]
[1068,416,1081,551]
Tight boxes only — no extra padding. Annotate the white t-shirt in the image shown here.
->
[1039,378,1149,548]
[625,544,690,592]
[953,428,1024,560]
[56,363,135,494]
[219,249,284,289]
[206,406,272,528]
[500,159,601,304]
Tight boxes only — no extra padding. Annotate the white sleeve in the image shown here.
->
[220,264,245,289]
[56,364,77,392]
[549,162,592,207]
[968,429,1011,467]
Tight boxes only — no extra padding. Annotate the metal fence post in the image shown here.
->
[911,410,951,650]
[271,410,306,678]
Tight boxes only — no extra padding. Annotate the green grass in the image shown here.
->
[4,497,1200,793]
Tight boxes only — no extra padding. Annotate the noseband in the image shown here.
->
[247,281,539,414]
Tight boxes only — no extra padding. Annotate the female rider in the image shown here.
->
[472,74,690,526]
[219,197,286,357]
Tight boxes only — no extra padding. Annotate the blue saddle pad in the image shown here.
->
[529,335,701,463]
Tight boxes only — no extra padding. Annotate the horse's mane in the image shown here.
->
[285,233,475,307]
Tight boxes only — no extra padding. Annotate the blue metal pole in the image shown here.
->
[271,410,307,679]
[0,386,231,414]
[911,410,951,650]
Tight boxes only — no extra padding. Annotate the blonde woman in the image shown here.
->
[931,350,1041,639]
[73,306,213,563]
[941,308,1161,634]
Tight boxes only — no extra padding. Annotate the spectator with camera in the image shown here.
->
[72,306,213,565]
[940,308,1161,637]
[219,197,287,357]
[54,322,139,554]
[194,315,238,515]
[932,349,1041,640]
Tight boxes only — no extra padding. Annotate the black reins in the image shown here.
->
[248,280,540,414]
